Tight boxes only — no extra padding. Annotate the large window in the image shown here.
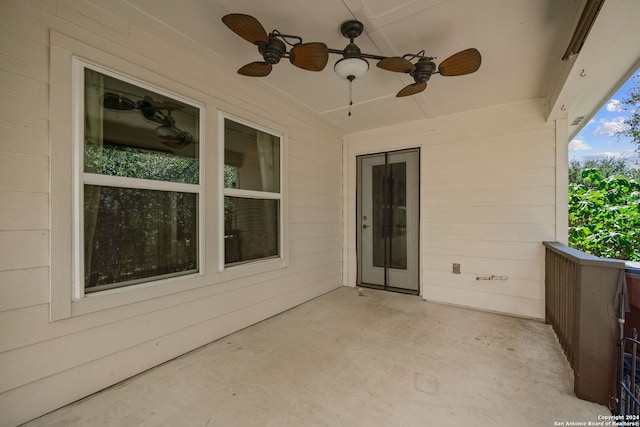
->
[223,117,282,266]
[77,62,203,294]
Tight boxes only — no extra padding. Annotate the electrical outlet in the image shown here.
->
[453,263,461,274]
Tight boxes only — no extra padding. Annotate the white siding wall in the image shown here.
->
[344,99,557,319]
[0,2,342,425]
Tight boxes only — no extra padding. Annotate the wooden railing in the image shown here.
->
[544,241,626,407]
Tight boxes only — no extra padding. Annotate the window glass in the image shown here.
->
[224,197,279,264]
[84,68,199,184]
[81,66,201,293]
[223,117,282,266]
[224,119,280,193]
[84,186,198,292]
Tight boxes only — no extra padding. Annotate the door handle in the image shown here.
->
[363,224,369,229]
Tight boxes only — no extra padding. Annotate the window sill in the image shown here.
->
[70,256,289,317]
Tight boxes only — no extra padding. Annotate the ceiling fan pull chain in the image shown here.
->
[348,79,353,116]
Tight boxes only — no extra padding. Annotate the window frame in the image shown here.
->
[49,32,289,322]
[218,112,285,271]
[71,58,206,300]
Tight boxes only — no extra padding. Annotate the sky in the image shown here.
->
[568,68,639,167]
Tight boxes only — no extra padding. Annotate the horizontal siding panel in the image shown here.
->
[290,248,342,269]
[423,254,544,281]
[289,135,342,158]
[289,190,341,210]
[0,110,49,156]
[423,222,555,242]
[424,147,555,176]
[67,257,341,321]
[425,167,556,191]
[423,283,544,319]
[288,143,341,169]
[288,157,341,184]
[290,223,341,241]
[423,239,544,262]
[56,0,129,36]
[288,127,342,151]
[289,206,342,224]
[0,278,340,427]
[349,100,551,145]
[424,186,555,208]
[0,267,48,312]
[425,129,555,161]
[0,69,48,105]
[0,252,342,353]
[0,191,48,230]
[0,305,49,353]
[0,152,48,193]
[424,205,555,225]
[423,269,543,300]
[0,263,341,394]
[0,230,48,271]
[0,29,49,82]
[0,3,50,46]
[290,235,342,256]
[289,175,341,197]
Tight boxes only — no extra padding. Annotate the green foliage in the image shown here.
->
[223,165,238,229]
[568,168,640,261]
[569,158,639,184]
[85,144,199,184]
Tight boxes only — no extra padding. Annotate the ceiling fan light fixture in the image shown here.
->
[155,125,181,139]
[334,57,369,80]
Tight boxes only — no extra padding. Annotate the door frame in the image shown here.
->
[355,147,421,295]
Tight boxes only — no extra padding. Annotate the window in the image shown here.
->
[223,117,282,266]
[76,62,203,294]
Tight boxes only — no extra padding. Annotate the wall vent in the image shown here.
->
[571,116,585,126]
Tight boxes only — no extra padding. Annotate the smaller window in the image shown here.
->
[223,117,282,266]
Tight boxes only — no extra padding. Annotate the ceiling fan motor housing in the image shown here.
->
[258,37,286,64]
[412,59,436,83]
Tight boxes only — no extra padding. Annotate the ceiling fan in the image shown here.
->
[222,13,481,102]
[101,93,194,149]
[377,48,482,97]
[221,14,329,76]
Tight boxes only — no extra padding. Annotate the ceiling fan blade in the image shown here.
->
[222,14,269,45]
[377,57,415,73]
[396,82,427,97]
[289,42,329,71]
[238,62,273,77]
[438,48,481,76]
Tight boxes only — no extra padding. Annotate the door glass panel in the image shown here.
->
[372,164,386,268]
[389,162,407,270]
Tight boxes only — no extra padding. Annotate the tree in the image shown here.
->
[619,72,640,152]
[569,157,640,184]
[568,168,640,261]
[569,158,639,184]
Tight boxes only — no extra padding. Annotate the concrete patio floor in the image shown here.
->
[23,287,609,426]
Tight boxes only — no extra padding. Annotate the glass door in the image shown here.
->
[357,148,419,293]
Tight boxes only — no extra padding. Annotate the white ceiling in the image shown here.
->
[122,0,640,135]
